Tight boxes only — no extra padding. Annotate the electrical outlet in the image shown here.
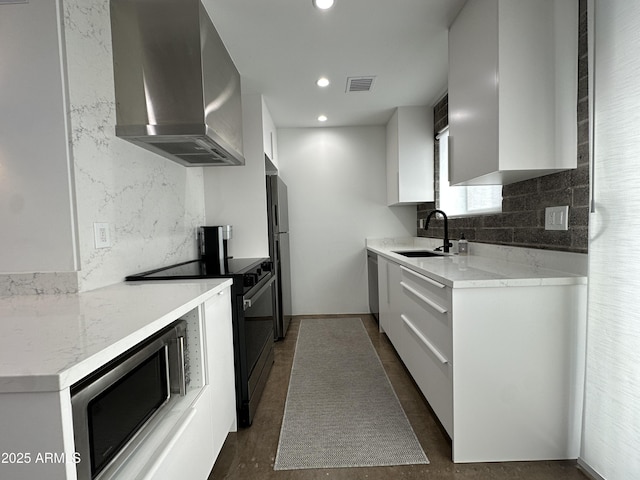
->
[545,206,569,231]
[94,222,111,248]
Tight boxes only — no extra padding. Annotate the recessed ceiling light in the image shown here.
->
[316,77,330,88]
[313,0,334,10]
[317,115,328,122]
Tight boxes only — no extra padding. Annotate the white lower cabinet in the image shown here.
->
[378,256,403,348]
[140,387,215,480]
[381,259,586,463]
[399,266,453,436]
[0,287,236,480]
[104,288,237,479]
[203,287,237,455]
[124,288,236,479]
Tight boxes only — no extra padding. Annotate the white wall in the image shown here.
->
[0,0,206,294]
[203,94,270,258]
[277,127,416,315]
[581,1,640,479]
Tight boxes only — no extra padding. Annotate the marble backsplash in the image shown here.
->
[0,273,79,297]
[64,0,206,292]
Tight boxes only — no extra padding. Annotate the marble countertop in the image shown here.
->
[0,279,232,394]
[367,238,587,288]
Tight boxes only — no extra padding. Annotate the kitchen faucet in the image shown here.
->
[425,209,452,253]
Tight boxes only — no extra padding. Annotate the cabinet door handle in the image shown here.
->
[400,281,448,314]
[401,266,445,289]
[401,314,449,365]
[385,262,390,304]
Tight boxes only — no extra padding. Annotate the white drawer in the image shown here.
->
[401,314,453,436]
[400,268,452,362]
[137,387,215,480]
[400,266,450,310]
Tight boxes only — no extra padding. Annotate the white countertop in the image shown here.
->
[0,279,232,394]
[367,238,587,288]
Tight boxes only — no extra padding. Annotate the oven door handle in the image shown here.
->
[243,275,276,311]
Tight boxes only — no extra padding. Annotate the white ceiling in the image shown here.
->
[202,0,467,128]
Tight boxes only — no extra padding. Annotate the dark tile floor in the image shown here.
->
[209,315,588,480]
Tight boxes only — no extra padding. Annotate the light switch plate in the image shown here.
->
[545,206,569,231]
[94,222,111,248]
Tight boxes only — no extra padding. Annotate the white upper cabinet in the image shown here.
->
[448,0,578,186]
[0,1,78,273]
[386,106,435,205]
[262,98,278,166]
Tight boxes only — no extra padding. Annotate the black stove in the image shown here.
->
[126,257,276,427]
[126,258,272,293]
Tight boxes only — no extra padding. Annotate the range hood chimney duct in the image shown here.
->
[110,0,245,166]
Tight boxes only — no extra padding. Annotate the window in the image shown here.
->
[437,128,502,217]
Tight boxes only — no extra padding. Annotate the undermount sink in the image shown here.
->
[393,250,448,258]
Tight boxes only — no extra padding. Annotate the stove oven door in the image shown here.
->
[240,273,276,426]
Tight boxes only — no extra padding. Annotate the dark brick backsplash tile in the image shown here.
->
[577,142,590,166]
[571,163,590,186]
[570,205,590,227]
[578,121,590,145]
[577,97,589,123]
[578,57,588,83]
[514,228,572,248]
[502,195,527,213]
[525,190,573,211]
[539,171,573,192]
[503,177,538,197]
[578,75,589,101]
[579,32,588,57]
[452,216,477,229]
[572,227,589,252]
[434,95,448,133]
[503,210,540,228]
[572,185,590,207]
[476,228,514,244]
[480,214,505,228]
[417,202,436,213]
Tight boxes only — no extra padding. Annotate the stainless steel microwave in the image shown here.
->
[71,320,189,480]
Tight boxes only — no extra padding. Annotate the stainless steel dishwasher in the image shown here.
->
[367,251,379,322]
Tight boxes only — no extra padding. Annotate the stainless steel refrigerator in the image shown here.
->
[266,175,292,339]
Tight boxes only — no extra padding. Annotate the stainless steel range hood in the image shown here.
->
[110,0,244,166]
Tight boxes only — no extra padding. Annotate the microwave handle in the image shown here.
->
[176,336,187,396]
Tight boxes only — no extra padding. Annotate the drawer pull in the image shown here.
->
[400,266,445,289]
[401,314,449,365]
[400,281,448,314]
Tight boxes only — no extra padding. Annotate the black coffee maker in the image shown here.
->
[198,225,232,274]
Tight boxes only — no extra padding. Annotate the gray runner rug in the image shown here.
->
[274,318,429,470]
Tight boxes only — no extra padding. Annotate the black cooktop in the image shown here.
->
[125,257,270,281]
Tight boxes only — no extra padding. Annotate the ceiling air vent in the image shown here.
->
[346,76,376,93]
